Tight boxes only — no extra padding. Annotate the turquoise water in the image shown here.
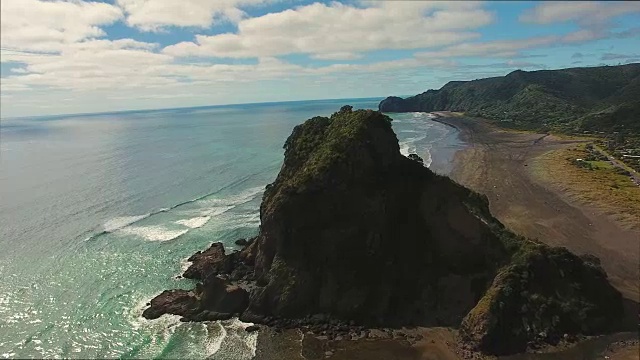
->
[0,99,464,358]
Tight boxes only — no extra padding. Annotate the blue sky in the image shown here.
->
[1,0,639,117]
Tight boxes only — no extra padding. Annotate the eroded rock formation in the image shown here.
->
[143,106,623,355]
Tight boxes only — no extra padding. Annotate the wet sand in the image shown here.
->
[254,327,466,360]
[441,113,639,359]
[436,113,639,303]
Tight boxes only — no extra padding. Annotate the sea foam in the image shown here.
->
[175,216,211,229]
[198,186,264,209]
[399,135,427,156]
[103,215,150,232]
[119,226,189,242]
[396,114,442,168]
[204,322,226,357]
[95,186,265,244]
[129,296,182,337]
[204,319,258,359]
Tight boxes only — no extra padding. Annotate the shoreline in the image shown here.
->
[437,112,640,359]
[436,112,640,300]
[427,112,463,132]
[427,112,488,153]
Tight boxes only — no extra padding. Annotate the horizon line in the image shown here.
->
[1,95,403,121]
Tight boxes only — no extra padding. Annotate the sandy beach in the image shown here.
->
[434,113,639,303]
[438,113,639,359]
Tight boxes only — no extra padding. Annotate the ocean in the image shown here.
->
[0,98,465,359]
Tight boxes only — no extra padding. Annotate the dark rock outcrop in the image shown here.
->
[183,242,232,280]
[191,277,249,318]
[245,325,260,332]
[459,245,622,355]
[143,106,623,355]
[142,277,249,321]
[407,153,424,165]
[142,289,197,320]
[377,96,412,112]
[240,107,512,327]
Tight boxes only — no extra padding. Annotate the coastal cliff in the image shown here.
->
[143,106,623,355]
[378,63,640,134]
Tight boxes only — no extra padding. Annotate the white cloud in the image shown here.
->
[3,0,638,118]
[2,43,322,97]
[415,36,557,59]
[519,1,640,26]
[163,1,494,58]
[560,29,604,43]
[310,52,364,61]
[308,57,458,75]
[116,0,273,31]
[0,38,457,105]
[601,53,640,61]
[414,27,616,60]
[457,60,547,70]
[612,26,640,39]
[1,40,173,92]
[0,0,123,52]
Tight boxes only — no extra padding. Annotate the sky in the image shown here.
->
[1,0,639,118]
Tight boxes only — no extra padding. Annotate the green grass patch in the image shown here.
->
[589,160,614,169]
[532,146,640,229]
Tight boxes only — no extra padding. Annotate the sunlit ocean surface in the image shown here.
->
[0,99,464,358]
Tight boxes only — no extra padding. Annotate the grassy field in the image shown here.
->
[532,144,640,230]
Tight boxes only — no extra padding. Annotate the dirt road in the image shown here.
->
[593,145,640,186]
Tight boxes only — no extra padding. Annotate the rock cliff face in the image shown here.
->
[460,247,622,354]
[377,96,413,112]
[143,106,623,355]
[241,106,515,327]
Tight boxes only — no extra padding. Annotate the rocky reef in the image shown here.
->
[143,106,623,355]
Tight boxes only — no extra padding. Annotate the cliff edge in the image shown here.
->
[143,106,623,355]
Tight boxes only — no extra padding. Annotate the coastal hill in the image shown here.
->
[143,106,623,355]
[379,63,640,134]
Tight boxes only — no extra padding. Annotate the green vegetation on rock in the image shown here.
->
[254,107,623,354]
[379,63,640,135]
[144,107,624,356]
[460,244,622,355]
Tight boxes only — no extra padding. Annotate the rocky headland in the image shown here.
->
[378,63,640,134]
[143,106,624,356]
